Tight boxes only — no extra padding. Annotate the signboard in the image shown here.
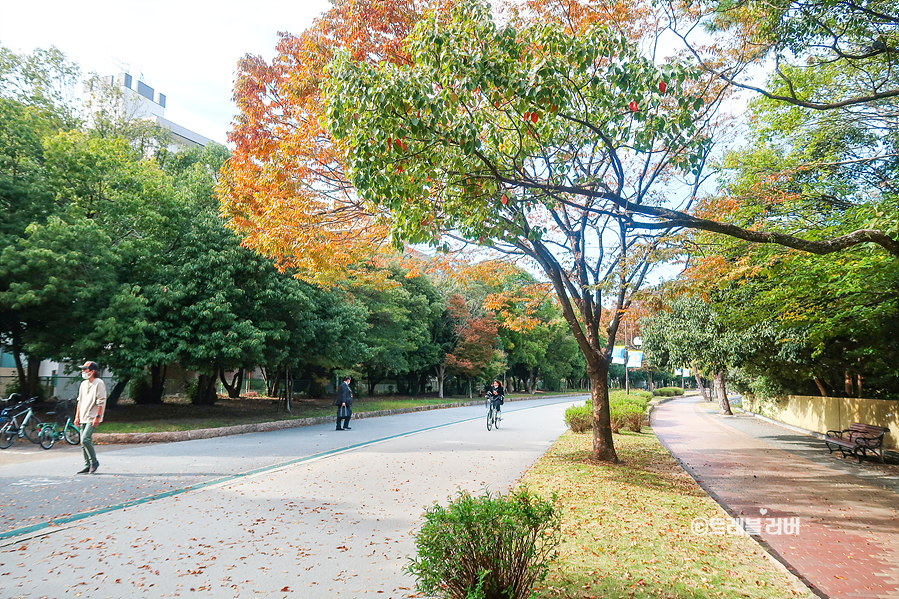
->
[626,350,643,368]
[612,346,626,365]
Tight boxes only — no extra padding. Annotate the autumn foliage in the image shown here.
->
[218,0,448,285]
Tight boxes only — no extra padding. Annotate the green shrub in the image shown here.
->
[652,387,684,397]
[407,489,561,599]
[617,394,649,411]
[609,401,644,433]
[564,404,592,433]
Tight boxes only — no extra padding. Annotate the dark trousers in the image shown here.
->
[336,407,352,429]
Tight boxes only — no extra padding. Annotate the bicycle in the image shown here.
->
[0,397,41,449]
[38,398,81,449]
[485,394,503,431]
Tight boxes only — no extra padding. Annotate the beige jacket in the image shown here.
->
[76,377,107,424]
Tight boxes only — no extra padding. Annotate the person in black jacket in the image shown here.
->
[335,375,353,431]
[486,379,504,414]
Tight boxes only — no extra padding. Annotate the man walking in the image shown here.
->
[74,361,106,474]
[335,375,353,431]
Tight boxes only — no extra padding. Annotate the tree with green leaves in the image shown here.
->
[640,295,744,414]
[351,263,445,395]
[324,0,720,461]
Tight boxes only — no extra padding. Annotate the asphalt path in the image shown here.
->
[0,395,584,598]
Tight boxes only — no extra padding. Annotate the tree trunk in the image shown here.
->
[219,368,244,399]
[813,376,827,397]
[106,378,129,409]
[590,359,618,463]
[26,357,41,398]
[150,364,166,404]
[193,372,218,405]
[692,363,710,402]
[713,370,732,415]
[435,364,445,398]
[468,377,472,399]
[12,350,26,395]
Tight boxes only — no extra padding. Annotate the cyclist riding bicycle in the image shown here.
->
[485,379,504,414]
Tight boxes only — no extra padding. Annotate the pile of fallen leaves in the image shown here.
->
[519,431,810,599]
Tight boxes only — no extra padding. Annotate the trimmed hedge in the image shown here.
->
[652,387,684,397]
[564,404,592,433]
[564,391,648,434]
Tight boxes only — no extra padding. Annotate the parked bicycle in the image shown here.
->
[0,393,18,433]
[0,396,41,448]
[38,398,81,449]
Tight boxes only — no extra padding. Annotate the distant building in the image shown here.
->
[85,72,211,150]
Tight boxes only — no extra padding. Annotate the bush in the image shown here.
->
[407,489,561,599]
[564,403,592,433]
[609,401,644,433]
[615,394,649,411]
[652,387,684,397]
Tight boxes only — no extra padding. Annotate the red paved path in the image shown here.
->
[653,396,899,599]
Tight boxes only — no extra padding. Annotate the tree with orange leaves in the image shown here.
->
[218,0,445,286]
[444,294,501,398]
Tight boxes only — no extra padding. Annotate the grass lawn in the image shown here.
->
[520,430,811,599]
[91,391,583,434]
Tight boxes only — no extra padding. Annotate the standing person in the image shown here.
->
[334,375,353,431]
[74,361,107,474]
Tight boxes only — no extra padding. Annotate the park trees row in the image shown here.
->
[640,0,899,403]
[0,43,583,404]
[221,0,898,461]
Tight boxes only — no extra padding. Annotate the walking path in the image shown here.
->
[0,396,582,598]
[653,395,899,599]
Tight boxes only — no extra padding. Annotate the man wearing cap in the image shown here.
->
[74,361,107,474]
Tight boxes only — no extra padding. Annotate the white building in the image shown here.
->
[86,72,211,150]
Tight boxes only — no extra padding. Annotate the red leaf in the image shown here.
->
[659,81,667,94]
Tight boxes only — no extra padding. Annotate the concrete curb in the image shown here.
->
[93,393,585,444]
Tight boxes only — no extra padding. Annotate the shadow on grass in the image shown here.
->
[547,430,707,498]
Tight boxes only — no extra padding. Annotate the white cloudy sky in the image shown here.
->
[0,0,332,144]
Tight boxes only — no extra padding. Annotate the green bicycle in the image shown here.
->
[38,398,81,449]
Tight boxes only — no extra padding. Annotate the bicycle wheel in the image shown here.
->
[486,406,494,431]
[494,408,501,429]
[0,423,15,449]
[64,422,81,445]
[22,417,39,443]
[39,425,56,450]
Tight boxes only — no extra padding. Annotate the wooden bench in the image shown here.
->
[825,423,890,463]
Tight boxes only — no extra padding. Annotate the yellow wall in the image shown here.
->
[743,395,898,449]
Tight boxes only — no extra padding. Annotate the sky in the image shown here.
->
[0,0,332,145]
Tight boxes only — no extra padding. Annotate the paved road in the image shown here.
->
[654,396,899,599]
[0,395,583,598]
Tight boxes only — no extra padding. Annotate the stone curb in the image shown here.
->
[93,393,584,444]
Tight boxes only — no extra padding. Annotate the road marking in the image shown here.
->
[10,478,67,487]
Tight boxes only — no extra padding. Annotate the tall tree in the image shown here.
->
[324,0,718,461]
[218,0,441,286]
[444,294,500,398]
[640,295,753,415]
